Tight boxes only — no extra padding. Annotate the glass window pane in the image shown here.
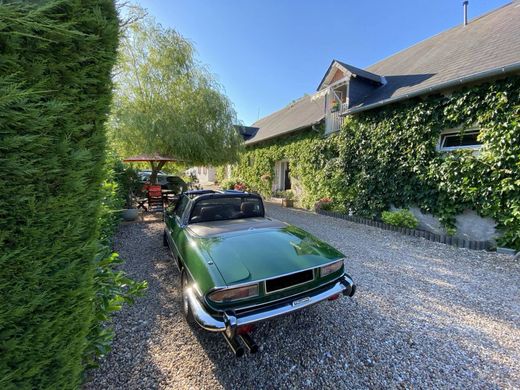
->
[174,196,189,218]
[442,131,481,148]
[189,196,264,223]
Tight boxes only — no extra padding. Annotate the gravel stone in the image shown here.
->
[85,205,520,389]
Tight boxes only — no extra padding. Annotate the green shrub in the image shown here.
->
[272,190,294,200]
[0,1,119,388]
[220,177,251,192]
[111,160,141,207]
[83,157,147,369]
[221,177,240,190]
[319,201,333,211]
[381,210,419,229]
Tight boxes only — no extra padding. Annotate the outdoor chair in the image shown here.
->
[147,185,164,213]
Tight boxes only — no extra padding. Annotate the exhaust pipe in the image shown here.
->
[239,333,259,354]
[223,333,244,357]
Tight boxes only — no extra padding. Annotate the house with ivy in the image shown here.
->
[228,2,520,248]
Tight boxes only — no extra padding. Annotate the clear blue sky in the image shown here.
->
[134,0,509,125]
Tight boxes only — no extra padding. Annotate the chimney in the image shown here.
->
[463,1,469,26]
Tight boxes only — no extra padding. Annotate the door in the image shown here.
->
[165,195,189,262]
[283,162,291,190]
[273,160,291,191]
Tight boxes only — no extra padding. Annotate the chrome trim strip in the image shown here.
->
[186,274,355,332]
[186,286,226,332]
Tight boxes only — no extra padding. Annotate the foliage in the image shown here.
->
[113,161,141,207]
[381,210,419,229]
[315,197,333,210]
[220,177,239,190]
[233,126,332,207]
[220,177,250,191]
[273,190,295,200]
[215,165,228,183]
[0,1,119,388]
[235,77,520,249]
[109,7,243,183]
[234,182,248,192]
[84,158,147,369]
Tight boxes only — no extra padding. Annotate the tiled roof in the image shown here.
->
[245,94,325,145]
[350,2,520,110]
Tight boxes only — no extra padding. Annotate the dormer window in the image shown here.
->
[319,59,385,134]
[330,82,347,112]
[438,128,482,151]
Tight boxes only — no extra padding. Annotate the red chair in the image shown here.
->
[147,185,164,212]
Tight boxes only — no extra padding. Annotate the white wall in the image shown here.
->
[187,166,216,184]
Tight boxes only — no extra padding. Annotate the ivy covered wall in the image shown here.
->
[232,77,520,249]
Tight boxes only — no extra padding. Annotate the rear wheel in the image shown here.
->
[163,230,168,247]
[181,269,195,325]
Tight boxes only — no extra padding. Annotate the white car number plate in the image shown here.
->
[292,297,311,307]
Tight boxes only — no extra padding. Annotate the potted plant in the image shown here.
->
[281,190,295,208]
[120,167,140,221]
[330,100,340,113]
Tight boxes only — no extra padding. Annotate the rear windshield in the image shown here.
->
[189,196,264,224]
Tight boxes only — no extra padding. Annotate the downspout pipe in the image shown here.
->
[342,62,520,116]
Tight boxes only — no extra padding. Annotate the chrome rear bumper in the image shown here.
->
[186,274,355,334]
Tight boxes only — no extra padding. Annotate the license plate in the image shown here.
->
[292,297,310,307]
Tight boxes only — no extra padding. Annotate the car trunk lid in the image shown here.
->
[197,225,343,285]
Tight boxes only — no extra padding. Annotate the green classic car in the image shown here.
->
[163,190,355,356]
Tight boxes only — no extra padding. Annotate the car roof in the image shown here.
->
[138,170,167,175]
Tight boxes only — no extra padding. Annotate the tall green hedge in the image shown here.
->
[0,1,118,388]
[234,77,520,249]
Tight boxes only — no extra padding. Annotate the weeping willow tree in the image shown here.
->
[110,8,243,183]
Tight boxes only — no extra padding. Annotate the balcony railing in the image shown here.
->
[325,102,348,134]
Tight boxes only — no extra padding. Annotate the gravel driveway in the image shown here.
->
[85,205,520,389]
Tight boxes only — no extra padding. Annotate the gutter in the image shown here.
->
[342,62,520,116]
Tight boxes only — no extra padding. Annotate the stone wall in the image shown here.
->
[398,206,499,243]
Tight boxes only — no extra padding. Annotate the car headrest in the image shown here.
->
[199,206,221,222]
[240,202,256,217]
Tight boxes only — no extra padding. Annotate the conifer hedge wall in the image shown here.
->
[0,1,118,388]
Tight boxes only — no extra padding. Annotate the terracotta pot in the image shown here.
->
[282,199,294,208]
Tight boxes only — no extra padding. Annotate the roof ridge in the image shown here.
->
[365,1,513,73]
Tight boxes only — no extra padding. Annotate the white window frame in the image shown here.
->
[437,128,482,152]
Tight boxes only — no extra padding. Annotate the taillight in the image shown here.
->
[208,284,259,303]
[320,260,344,277]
